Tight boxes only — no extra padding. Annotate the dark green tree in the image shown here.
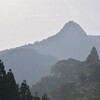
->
[0,60,7,100]
[0,60,19,100]
[7,69,19,100]
[0,60,6,76]
[19,80,33,100]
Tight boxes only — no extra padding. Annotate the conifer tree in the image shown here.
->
[86,47,99,62]
[0,60,19,100]
[0,60,6,100]
[7,69,19,100]
[19,80,33,100]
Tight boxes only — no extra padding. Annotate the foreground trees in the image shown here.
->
[19,80,33,100]
[0,60,19,100]
[0,60,50,100]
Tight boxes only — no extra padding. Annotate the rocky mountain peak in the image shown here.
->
[59,21,87,37]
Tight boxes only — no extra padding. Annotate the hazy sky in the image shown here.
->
[0,0,100,50]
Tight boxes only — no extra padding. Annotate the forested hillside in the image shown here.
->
[0,48,57,84]
[0,59,50,100]
[31,47,100,100]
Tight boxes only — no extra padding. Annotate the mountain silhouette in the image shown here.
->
[0,21,100,84]
[29,21,100,60]
[32,47,100,100]
[0,48,57,84]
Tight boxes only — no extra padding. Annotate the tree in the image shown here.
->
[0,60,19,100]
[19,80,33,100]
[7,69,19,100]
[0,60,6,76]
[86,47,99,62]
[0,60,7,100]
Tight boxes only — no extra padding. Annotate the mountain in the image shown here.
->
[51,47,100,100]
[0,48,57,85]
[31,58,80,96]
[27,21,100,60]
[34,47,100,100]
[0,20,100,85]
[86,47,99,62]
[89,35,100,43]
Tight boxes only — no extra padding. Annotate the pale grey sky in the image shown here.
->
[0,0,100,50]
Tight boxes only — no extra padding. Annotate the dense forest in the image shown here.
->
[32,47,100,100]
[0,47,100,100]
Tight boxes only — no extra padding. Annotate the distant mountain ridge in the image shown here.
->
[31,47,100,100]
[0,48,57,84]
[89,35,100,43]
[28,21,100,60]
[0,21,100,84]
[31,58,80,96]
[1,21,100,60]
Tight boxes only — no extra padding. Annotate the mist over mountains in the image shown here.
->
[0,21,100,84]
[0,48,57,84]
[89,35,100,43]
[29,21,100,60]
[51,47,100,100]
[31,47,100,100]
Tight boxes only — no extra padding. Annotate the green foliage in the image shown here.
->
[31,76,61,96]
[1,47,100,100]
[50,47,100,100]
[31,59,80,96]
[51,59,80,81]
